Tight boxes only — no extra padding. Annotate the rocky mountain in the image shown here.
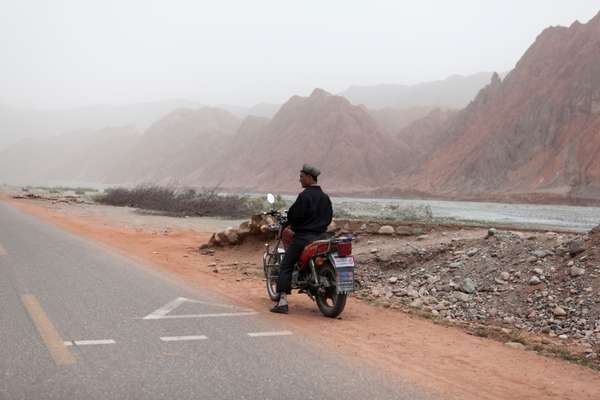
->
[340,72,499,109]
[0,106,244,186]
[394,12,600,202]
[192,89,409,193]
[220,103,281,119]
[367,106,439,136]
[115,107,242,183]
[395,108,458,161]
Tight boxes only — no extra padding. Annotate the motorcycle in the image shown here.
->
[262,193,355,318]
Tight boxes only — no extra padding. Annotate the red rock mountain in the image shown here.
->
[396,108,457,161]
[192,89,409,193]
[367,106,438,136]
[117,107,242,183]
[394,12,600,202]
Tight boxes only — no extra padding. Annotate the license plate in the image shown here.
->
[336,270,355,293]
[332,256,355,268]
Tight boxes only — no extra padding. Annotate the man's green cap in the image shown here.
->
[301,164,321,178]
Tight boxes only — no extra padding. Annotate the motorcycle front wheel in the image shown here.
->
[263,253,280,302]
[315,263,347,318]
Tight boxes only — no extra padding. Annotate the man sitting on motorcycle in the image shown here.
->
[271,164,333,314]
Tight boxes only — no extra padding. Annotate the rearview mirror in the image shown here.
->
[266,193,275,204]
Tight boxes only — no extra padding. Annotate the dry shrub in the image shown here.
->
[95,184,258,218]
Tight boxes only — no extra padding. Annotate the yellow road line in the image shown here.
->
[0,242,6,256]
[21,294,76,366]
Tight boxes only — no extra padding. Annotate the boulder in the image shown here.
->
[238,221,251,236]
[224,228,240,245]
[406,287,419,298]
[553,306,567,317]
[367,223,381,234]
[395,226,413,236]
[410,298,424,308]
[528,276,542,285]
[467,248,479,257]
[505,342,526,350]
[377,225,395,235]
[216,230,230,244]
[460,278,476,294]
[341,222,352,234]
[454,292,471,302]
[568,239,586,256]
[569,266,585,277]
[209,233,223,247]
[532,250,550,258]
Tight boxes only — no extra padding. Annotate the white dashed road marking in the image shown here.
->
[147,312,258,319]
[160,335,208,342]
[64,339,116,346]
[247,331,293,337]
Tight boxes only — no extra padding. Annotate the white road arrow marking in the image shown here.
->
[142,297,257,320]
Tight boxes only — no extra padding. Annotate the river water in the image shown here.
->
[326,196,600,232]
[12,181,600,232]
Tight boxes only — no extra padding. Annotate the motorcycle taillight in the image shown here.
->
[336,241,352,257]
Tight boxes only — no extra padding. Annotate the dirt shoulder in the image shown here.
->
[4,195,600,400]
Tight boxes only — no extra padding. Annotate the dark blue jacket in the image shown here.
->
[287,185,333,237]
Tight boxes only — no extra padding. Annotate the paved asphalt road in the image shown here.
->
[0,203,431,400]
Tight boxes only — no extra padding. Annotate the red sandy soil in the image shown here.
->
[4,195,600,400]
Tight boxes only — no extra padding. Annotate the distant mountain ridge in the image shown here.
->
[108,107,243,184]
[367,106,440,136]
[217,103,281,119]
[0,99,209,150]
[340,72,503,109]
[0,100,279,151]
[191,88,408,193]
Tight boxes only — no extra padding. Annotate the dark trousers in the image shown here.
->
[276,235,316,294]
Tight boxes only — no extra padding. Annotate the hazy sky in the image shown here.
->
[1,0,598,109]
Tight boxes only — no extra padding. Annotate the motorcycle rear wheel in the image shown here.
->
[315,263,347,318]
[263,253,280,302]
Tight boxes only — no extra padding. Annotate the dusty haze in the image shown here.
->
[1,0,598,109]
